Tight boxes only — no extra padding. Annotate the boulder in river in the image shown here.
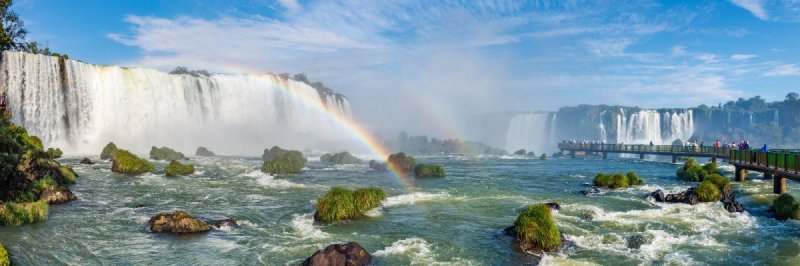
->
[581,188,600,196]
[652,187,743,213]
[209,218,238,228]
[79,157,94,164]
[39,188,77,204]
[302,242,372,266]
[626,233,653,249]
[544,202,561,211]
[147,210,210,233]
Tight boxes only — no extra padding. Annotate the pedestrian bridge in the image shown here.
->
[557,143,730,163]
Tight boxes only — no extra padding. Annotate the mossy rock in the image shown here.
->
[626,172,644,186]
[527,151,536,157]
[0,200,49,226]
[261,149,307,174]
[696,180,722,202]
[59,166,77,184]
[147,210,210,233]
[320,152,361,164]
[512,204,562,251]
[514,149,527,156]
[771,194,800,220]
[705,174,731,193]
[262,146,290,162]
[387,153,416,174]
[0,241,8,266]
[165,160,195,176]
[149,146,185,161]
[314,187,387,223]
[676,158,719,182]
[100,142,119,160]
[539,154,547,160]
[195,147,215,157]
[413,164,446,177]
[594,172,641,189]
[111,150,155,175]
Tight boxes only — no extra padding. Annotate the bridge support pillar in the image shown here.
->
[602,152,607,160]
[764,173,774,180]
[774,175,786,194]
[639,154,645,160]
[735,166,747,182]
[671,156,678,164]
[570,150,576,158]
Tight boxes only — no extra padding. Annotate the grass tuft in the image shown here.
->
[513,204,562,251]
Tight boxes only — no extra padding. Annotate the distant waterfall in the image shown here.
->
[0,51,354,155]
[615,110,693,145]
[504,113,554,153]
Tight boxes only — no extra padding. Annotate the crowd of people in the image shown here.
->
[562,138,767,152]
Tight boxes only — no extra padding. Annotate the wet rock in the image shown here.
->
[579,211,594,221]
[147,210,210,234]
[662,188,699,205]
[79,157,94,164]
[721,190,745,213]
[210,218,238,228]
[581,188,600,196]
[626,233,652,249]
[302,242,372,266]
[39,188,77,204]
[544,202,561,211]
[651,190,666,202]
[684,193,700,205]
[133,204,146,208]
[368,160,387,172]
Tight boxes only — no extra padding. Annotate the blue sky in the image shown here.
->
[12,0,800,134]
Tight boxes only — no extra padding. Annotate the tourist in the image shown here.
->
[761,144,769,152]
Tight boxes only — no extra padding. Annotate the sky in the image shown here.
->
[12,0,800,137]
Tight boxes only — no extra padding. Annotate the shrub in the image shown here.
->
[262,150,307,174]
[705,174,731,193]
[414,164,446,177]
[59,166,77,184]
[626,172,644,186]
[46,147,62,159]
[0,241,8,266]
[513,204,562,251]
[165,160,195,176]
[594,173,639,189]
[315,187,387,223]
[772,194,800,220]
[539,154,547,160]
[514,149,527,156]
[100,142,119,160]
[195,147,215,157]
[527,151,536,157]
[387,153,416,174]
[149,146,185,161]
[696,180,722,202]
[676,158,719,182]
[262,146,289,162]
[320,152,361,164]
[0,200,49,226]
[111,150,155,175]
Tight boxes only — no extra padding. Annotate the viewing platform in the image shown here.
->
[557,143,730,163]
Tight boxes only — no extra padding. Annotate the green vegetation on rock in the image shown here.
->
[315,187,387,223]
[514,149,527,156]
[0,241,8,266]
[111,150,155,175]
[414,164,446,177]
[594,172,644,189]
[165,160,195,176]
[149,146,185,161]
[100,142,118,160]
[513,204,562,251]
[695,180,722,202]
[771,194,800,220]
[0,200,48,226]
[677,158,719,182]
[626,172,644,186]
[195,147,215,157]
[261,146,307,174]
[705,173,731,193]
[387,153,416,174]
[147,210,210,233]
[539,154,547,160]
[320,151,361,164]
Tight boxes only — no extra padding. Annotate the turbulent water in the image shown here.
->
[2,154,799,265]
[0,51,353,155]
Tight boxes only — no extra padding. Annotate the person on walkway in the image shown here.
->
[761,144,769,152]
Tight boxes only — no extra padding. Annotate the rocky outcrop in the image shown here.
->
[39,189,77,204]
[368,160,387,172]
[722,190,745,213]
[80,157,94,164]
[147,211,210,234]
[209,218,238,228]
[544,202,561,211]
[651,189,744,213]
[302,242,372,266]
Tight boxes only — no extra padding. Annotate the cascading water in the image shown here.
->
[504,113,553,154]
[0,51,355,155]
[615,109,693,144]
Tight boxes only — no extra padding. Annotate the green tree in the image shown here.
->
[0,0,27,51]
[787,92,799,102]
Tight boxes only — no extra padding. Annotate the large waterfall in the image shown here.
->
[616,109,694,145]
[0,51,354,155]
[504,113,554,154]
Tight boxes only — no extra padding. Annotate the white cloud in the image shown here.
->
[695,53,719,63]
[730,0,769,20]
[764,64,800,76]
[584,38,633,57]
[730,54,757,60]
[277,0,301,13]
[671,45,687,56]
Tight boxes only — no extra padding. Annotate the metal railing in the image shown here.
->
[557,143,731,156]
[729,150,800,174]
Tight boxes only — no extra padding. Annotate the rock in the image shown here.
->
[209,218,238,228]
[302,242,372,266]
[581,188,600,196]
[147,210,211,234]
[579,211,594,221]
[79,157,94,164]
[626,233,652,249]
[683,193,700,205]
[651,190,666,202]
[39,188,77,204]
[721,190,744,213]
[544,202,561,211]
[368,160,387,172]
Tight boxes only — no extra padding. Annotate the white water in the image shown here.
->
[0,51,354,155]
[616,109,693,145]
[504,113,554,153]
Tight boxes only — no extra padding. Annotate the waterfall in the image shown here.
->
[549,112,557,145]
[598,111,607,142]
[504,113,553,153]
[615,109,693,145]
[0,51,355,155]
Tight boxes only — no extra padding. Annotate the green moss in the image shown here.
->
[315,187,387,223]
[100,142,118,160]
[46,148,62,159]
[149,146,185,161]
[165,160,195,176]
[705,173,731,193]
[696,180,722,202]
[626,172,644,186]
[413,164,446,177]
[387,153,417,174]
[0,200,49,226]
[111,150,155,175]
[771,194,800,220]
[0,241,8,266]
[320,152,361,164]
[195,147,215,157]
[594,172,641,189]
[59,166,77,184]
[261,149,307,174]
[513,204,562,251]
[677,158,719,182]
